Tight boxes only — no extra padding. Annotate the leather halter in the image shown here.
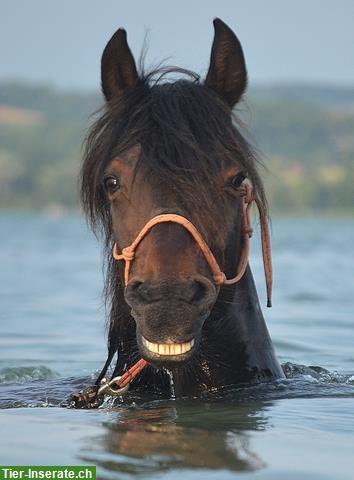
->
[112,183,273,307]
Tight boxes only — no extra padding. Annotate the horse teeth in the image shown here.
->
[142,337,195,356]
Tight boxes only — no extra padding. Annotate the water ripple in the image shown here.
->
[0,366,59,384]
[1,363,354,410]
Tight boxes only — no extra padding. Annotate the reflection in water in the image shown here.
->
[80,400,269,475]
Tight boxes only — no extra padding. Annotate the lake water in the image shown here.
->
[1,214,353,479]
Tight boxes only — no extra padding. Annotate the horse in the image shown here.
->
[73,18,284,407]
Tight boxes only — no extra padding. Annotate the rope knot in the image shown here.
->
[213,272,226,285]
[121,247,135,262]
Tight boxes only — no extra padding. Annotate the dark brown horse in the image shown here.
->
[79,18,284,403]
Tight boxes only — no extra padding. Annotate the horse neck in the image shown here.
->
[215,265,273,349]
[168,266,284,395]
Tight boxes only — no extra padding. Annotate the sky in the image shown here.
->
[1,0,354,90]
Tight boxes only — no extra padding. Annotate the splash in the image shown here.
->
[163,368,176,398]
[282,362,354,385]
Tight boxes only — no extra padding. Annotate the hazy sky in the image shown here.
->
[1,0,354,90]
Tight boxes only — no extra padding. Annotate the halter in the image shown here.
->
[112,182,272,307]
[69,182,273,408]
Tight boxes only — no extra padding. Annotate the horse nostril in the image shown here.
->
[125,279,144,306]
[190,280,208,304]
[188,277,216,306]
[126,279,163,306]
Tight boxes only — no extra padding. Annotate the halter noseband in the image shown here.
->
[112,183,273,307]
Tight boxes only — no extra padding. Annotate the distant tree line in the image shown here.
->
[0,81,353,214]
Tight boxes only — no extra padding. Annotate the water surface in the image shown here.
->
[1,215,353,479]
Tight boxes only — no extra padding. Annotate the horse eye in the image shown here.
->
[230,172,247,189]
[103,175,120,194]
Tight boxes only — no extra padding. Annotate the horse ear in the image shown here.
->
[205,18,247,108]
[101,28,139,101]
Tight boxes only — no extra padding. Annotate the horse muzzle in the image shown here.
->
[125,277,216,365]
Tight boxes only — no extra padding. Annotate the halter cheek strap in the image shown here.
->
[112,183,272,307]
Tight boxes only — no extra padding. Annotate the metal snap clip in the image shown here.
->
[97,376,130,397]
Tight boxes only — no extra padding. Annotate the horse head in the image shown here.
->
[81,19,277,383]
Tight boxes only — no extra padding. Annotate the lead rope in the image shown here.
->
[69,182,272,408]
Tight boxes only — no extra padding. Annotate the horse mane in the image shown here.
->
[80,65,268,360]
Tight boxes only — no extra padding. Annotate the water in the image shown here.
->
[1,214,354,479]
